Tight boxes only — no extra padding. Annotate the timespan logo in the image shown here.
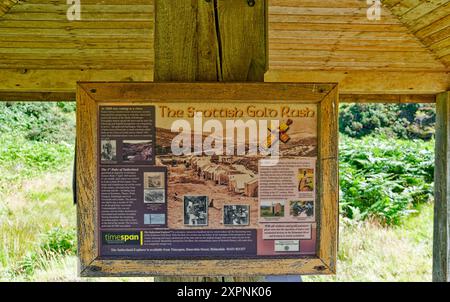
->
[102,231,143,246]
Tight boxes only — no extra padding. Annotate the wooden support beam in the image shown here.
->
[433,91,450,282]
[0,91,438,104]
[0,91,75,102]
[154,0,267,82]
[265,70,450,94]
[340,94,436,103]
[153,0,267,282]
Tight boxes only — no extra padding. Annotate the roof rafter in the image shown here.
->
[0,0,20,18]
[383,0,450,68]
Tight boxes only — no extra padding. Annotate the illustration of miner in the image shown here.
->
[298,169,313,192]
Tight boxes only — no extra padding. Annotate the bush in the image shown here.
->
[339,136,434,225]
[339,103,435,140]
[0,102,75,194]
[0,102,75,144]
[40,227,77,256]
[10,227,76,277]
[0,134,73,195]
[8,228,77,276]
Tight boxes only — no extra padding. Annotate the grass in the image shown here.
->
[0,169,153,282]
[304,203,433,282]
[0,171,76,280]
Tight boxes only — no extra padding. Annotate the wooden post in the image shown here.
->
[154,0,267,281]
[154,0,267,82]
[433,91,450,282]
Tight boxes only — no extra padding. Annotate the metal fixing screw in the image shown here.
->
[247,0,255,7]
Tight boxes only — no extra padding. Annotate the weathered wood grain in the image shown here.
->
[1,0,449,94]
[0,69,153,92]
[269,0,449,72]
[339,94,436,104]
[0,91,75,101]
[154,0,218,81]
[265,70,450,94]
[0,91,437,104]
[433,91,450,282]
[383,0,450,68]
[217,0,267,81]
[76,84,99,273]
[154,0,267,82]
[85,258,330,277]
[79,82,333,103]
[0,0,18,18]
[317,86,339,273]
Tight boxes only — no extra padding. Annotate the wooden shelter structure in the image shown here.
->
[0,0,449,281]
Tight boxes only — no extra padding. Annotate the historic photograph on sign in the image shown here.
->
[122,140,153,162]
[184,196,208,226]
[260,200,285,219]
[298,168,314,192]
[289,200,314,221]
[144,172,165,189]
[144,213,166,225]
[144,189,165,204]
[100,139,117,162]
[223,205,250,226]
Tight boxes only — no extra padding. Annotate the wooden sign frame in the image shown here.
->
[76,82,339,277]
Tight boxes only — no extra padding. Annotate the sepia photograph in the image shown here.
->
[223,205,250,226]
[100,139,117,161]
[298,168,314,192]
[144,172,165,189]
[122,140,153,162]
[184,196,208,226]
[144,189,165,204]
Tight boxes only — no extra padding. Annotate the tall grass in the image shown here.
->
[0,175,76,280]
[0,102,76,280]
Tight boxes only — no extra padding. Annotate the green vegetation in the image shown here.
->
[340,103,435,140]
[0,102,76,280]
[304,203,433,282]
[0,172,76,280]
[0,102,437,281]
[340,135,434,226]
[0,102,75,196]
[0,102,75,144]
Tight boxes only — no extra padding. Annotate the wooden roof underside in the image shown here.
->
[384,0,450,67]
[0,0,18,17]
[269,0,448,71]
[0,0,448,96]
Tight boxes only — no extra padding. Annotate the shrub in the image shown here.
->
[0,102,75,144]
[10,227,76,277]
[40,227,77,256]
[339,103,435,140]
[339,136,434,225]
